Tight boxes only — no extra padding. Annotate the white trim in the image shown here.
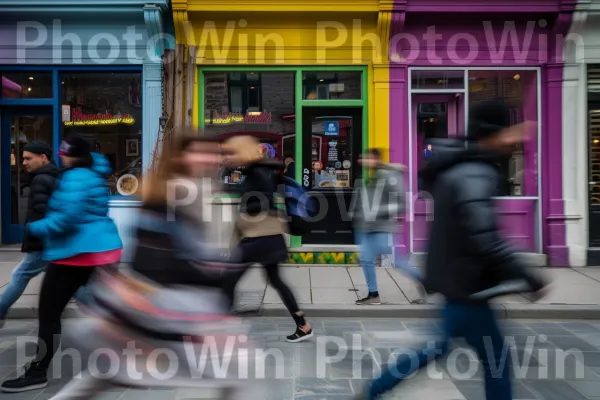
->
[410,89,467,94]
[536,66,543,253]
[492,196,539,200]
[408,85,414,253]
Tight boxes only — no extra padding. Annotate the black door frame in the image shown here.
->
[301,106,363,245]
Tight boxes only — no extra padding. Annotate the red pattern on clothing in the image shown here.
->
[54,249,122,266]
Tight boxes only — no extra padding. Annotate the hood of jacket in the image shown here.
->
[30,162,60,179]
[90,152,113,177]
[419,138,501,187]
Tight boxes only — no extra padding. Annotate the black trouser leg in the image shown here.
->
[264,263,300,316]
[35,263,95,370]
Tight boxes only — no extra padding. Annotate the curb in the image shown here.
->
[6,304,600,321]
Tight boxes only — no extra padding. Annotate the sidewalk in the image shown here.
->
[2,251,600,319]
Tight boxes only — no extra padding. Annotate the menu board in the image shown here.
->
[327,140,339,162]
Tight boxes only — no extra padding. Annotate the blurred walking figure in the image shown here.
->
[356,100,549,400]
[46,132,253,400]
[224,136,313,343]
[1,136,123,393]
[351,148,425,305]
[0,141,59,326]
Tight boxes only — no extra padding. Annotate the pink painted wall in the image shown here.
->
[389,10,572,263]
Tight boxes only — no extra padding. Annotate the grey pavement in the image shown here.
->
[0,251,600,319]
[3,251,600,319]
[3,318,600,398]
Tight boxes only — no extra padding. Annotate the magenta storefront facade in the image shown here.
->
[388,0,575,266]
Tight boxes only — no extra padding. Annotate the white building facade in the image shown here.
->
[563,0,600,266]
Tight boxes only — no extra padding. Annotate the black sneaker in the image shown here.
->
[286,326,314,343]
[0,362,48,393]
[355,295,381,305]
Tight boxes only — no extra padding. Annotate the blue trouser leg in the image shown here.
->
[356,231,378,293]
[461,303,513,400]
[367,301,512,399]
[0,252,47,317]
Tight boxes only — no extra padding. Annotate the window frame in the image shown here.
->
[227,72,263,113]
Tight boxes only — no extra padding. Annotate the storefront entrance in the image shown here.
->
[588,98,600,247]
[1,107,53,243]
[301,106,363,245]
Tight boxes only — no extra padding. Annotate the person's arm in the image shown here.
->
[28,174,56,219]
[376,171,405,220]
[243,166,276,214]
[27,171,88,238]
[455,173,547,291]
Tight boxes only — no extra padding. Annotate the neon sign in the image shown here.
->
[63,108,135,127]
[205,111,271,125]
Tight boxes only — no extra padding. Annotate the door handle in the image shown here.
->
[590,182,597,185]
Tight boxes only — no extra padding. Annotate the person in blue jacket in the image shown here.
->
[1,136,123,394]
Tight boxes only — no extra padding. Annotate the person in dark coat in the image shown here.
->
[356,99,550,400]
[0,141,59,326]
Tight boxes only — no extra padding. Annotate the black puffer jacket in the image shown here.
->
[22,163,60,252]
[239,160,284,216]
[419,138,547,301]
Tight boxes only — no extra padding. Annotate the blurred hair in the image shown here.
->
[366,148,382,159]
[141,128,220,205]
[223,135,263,165]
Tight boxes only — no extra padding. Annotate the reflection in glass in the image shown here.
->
[204,72,296,190]
[10,115,53,225]
[310,116,354,189]
[302,71,361,100]
[411,70,465,90]
[61,72,143,197]
[468,70,538,196]
[1,73,53,98]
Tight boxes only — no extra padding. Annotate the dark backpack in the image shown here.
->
[280,176,318,236]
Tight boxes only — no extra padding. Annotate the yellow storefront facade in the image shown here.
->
[172,0,395,264]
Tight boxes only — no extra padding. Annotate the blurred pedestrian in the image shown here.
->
[1,136,123,393]
[224,136,313,343]
[0,141,59,326]
[356,100,549,400]
[351,148,425,305]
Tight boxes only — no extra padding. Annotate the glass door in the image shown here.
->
[411,94,465,252]
[1,108,53,243]
[301,107,363,245]
[589,103,600,247]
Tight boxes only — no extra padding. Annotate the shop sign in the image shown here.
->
[324,121,339,136]
[204,111,272,125]
[63,108,135,126]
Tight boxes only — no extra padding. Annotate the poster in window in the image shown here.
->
[126,139,139,156]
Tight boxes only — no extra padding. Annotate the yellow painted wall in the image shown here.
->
[186,13,380,65]
[183,11,389,156]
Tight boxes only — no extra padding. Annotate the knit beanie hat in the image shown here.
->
[468,99,512,141]
[23,140,52,160]
[58,135,91,158]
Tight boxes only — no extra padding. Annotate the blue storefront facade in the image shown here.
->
[0,0,173,259]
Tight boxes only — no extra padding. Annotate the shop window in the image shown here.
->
[467,70,538,197]
[60,72,143,198]
[1,72,53,98]
[302,71,361,100]
[411,70,465,90]
[203,71,296,191]
[228,72,262,113]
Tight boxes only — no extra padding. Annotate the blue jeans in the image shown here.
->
[0,252,92,318]
[367,301,512,399]
[356,231,422,293]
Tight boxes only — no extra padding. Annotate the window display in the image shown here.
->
[468,70,538,196]
[204,71,296,190]
[302,71,362,100]
[61,72,143,197]
[310,116,354,189]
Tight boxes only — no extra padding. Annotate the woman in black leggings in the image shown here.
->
[224,136,313,343]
